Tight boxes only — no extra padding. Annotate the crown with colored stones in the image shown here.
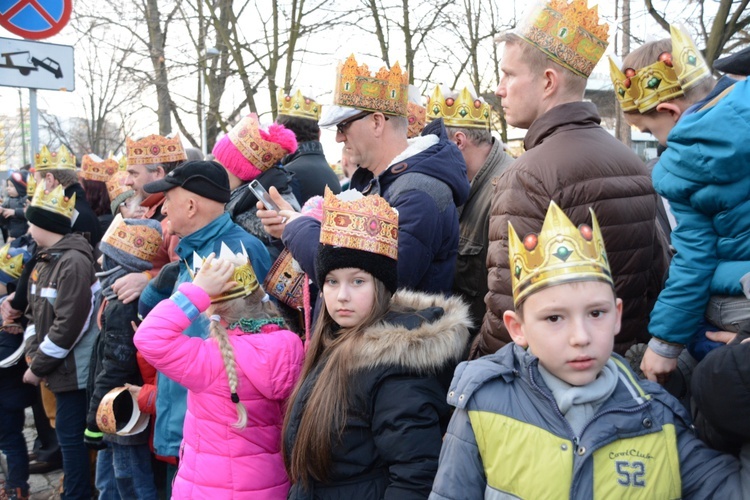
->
[228,114,290,173]
[105,171,131,202]
[515,0,609,78]
[608,57,639,112]
[35,145,77,171]
[0,244,26,281]
[26,173,37,198]
[427,85,492,130]
[508,201,612,306]
[190,243,260,303]
[334,54,409,117]
[101,214,163,263]
[116,154,128,171]
[670,24,711,92]
[29,184,76,220]
[126,134,187,166]
[80,154,120,182]
[277,89,322,121]
[407,100,426,138]
[319,187,399,260]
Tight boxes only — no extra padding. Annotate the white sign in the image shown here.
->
[0,37,74,91]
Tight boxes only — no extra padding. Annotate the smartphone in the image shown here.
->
[248,180,281,212]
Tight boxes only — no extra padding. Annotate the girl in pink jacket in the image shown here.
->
[134,251,304,499]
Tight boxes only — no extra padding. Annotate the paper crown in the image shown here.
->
[427,85,492,130]
[608,57,639,112]
[334,54,409,117]
[80,154,120,182]
[26,173,36,197]
[508,201,612,306]
[670,24,711,92]
[406,86,426,138]
[105,171,131,202]
[35,145,77,171]
[116,153,128,171]
[514,0,609,78]
[277,89,322,121]
[227,115,291,173]
[190,243,260,303]
[101,214,162,263]
[126,133,187,166]
[320,187,398,260]
[29,184,76,220]
[263,249,308,310]
[97,387,149,436]
[0,244,26,281]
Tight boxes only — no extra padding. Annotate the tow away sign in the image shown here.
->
[0,36,74,90]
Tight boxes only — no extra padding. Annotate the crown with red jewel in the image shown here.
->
[334,54,409,117]
[406,85,426,138]
[277,89,322,121]
[126,133,187,166]
[101,214,162,263]
[35,145,77,172]
[508,201,612,306]
[29,184,76,220]
[319,187,399,260]
[80,154,120,182]
[0,243,26,281]
[427,85,492,130]
[514,0,609,78]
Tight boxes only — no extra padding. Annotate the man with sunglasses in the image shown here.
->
[259,55,469,294]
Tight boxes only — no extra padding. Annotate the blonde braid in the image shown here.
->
[209,317,248,429]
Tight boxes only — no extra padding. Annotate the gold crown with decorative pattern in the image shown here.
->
[670,24,711,92]
[35,145,77,171]
[427,85,492,130]
[334,54,409,116]
[277,89,322,121]
[407,101,426,138]
[126,134,187,166]
[101,214,162,263]
[319,187,398,260]
[228,114,289,172]
[80,154,120,182]
[190,243,260,303]
[105,171,132,202]
[0,244,25,281]
[117,154,128,171]
[29,184,76,220]
[508,201,612,306]
[515,0,609,78]
[608,56,640,112]
[26,173,36,198]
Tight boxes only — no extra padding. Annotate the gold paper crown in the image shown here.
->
[30,184,76,220]
[116,154,128,171]
[0,244,26,281]
[426,85,492,129]
[334,55,409,116]
[80,154,120,182]
[106,171,131,202]
[101,214,162,262]
[670,24,711,91]
[228,114,289,172]
[26,174,37,198]
[190,243,260,303]
[608,57,638,112]
[508,201,612,306]
[319,187,399,260]
[126,134,187,166]
[515,0,609,78]
[407,101,426,138]
[277,90,322,121]
[35,145,77,171]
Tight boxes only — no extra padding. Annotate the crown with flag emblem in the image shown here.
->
[29,184,76,220]
[320,187,398,260]
[277,89,322,121]
[334,55,409,117]
[126,134,187,166]
[189,243,260,303]
[508,201,612,306]
[427,85,492,129]
[35,145,77,172]
[0,243,27,282]
[101,214,162,263]
[514,0,609,78]
[80,154,120,182]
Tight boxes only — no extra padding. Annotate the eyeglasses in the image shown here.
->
[336,112,372,134]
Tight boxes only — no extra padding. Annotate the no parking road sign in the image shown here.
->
[0,0,72,40]
[0,36,74,90]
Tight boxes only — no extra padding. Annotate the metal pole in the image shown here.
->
[200,62,207,157]
[29,89,39,163]
[18,89,27,165]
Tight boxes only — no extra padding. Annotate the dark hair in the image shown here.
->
[275,115,320,143]
[81,179,112,217]
[49,169,80,188]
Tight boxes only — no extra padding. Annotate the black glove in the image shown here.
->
[84,426,107,450]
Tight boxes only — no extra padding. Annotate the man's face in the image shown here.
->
[126,164,163,198]
[161,187,190,237]
[496,43,545,129]
[624,111,677,147]
[335,112,374,172]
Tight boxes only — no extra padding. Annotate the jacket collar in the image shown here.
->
[524,101,601,151]
[175,213,235,261]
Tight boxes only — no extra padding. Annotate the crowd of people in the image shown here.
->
[1,0,750,498]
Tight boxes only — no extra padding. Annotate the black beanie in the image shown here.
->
[26,205,72,235]
[315,245,398,294]
[8,170,28,197]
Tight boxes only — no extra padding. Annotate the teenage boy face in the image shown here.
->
[624,108,680,147]
[504,281,623,386]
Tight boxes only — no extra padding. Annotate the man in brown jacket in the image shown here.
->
[470,0,669,359]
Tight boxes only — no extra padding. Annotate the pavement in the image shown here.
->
[0,408,63,500]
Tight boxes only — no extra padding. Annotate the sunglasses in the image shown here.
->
[336,112,372,134]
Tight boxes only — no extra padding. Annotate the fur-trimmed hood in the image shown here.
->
[350,290,472,374]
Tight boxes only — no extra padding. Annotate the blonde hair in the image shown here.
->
[208,289,286,429]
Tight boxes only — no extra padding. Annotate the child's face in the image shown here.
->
[624,106,681,147]
[323,267,376,328]
[504,281,622,386]
[6,180,18,198]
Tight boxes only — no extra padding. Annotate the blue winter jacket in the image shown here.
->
[283,118,470,293]
[649,78,750,344]
[430,344,747,499]
[152,213,271,457]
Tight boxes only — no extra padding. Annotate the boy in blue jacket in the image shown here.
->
[430,201,750,499]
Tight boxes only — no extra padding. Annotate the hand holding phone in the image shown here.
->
[248,180,281,212]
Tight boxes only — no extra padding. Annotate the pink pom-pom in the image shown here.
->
[260,123,298,155]
[301,196,324,221]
